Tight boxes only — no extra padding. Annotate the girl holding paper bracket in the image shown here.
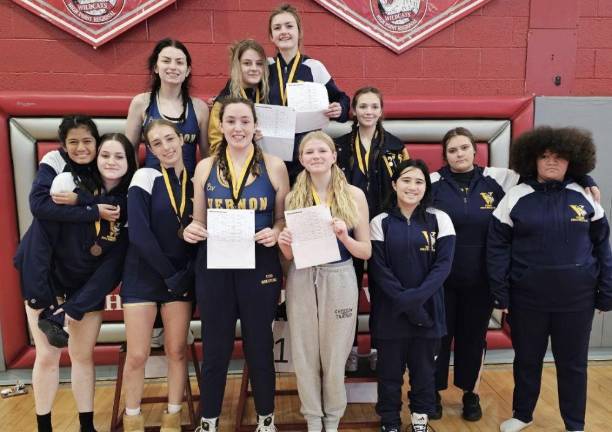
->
[369,159,455,432]
[267,3,350,183]
[208,39,270,154]
[120,119,196,432]
[183,97,289,432]
[277,131,371,432]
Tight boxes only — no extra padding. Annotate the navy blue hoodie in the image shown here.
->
[431,165,519,290]
[487,179,612,312]
[369,207,456,339]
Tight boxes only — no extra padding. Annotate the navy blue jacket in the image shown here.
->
[336,129,409,220]
[15,173,128,318]
[369,207,456,339]
[487,178,612,312]
[121,166,196,302]
[268,53,350,180]
[431,166,519,290]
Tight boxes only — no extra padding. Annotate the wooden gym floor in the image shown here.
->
[1,362,611,431]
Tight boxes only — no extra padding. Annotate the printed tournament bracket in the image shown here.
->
[312,0,494,54]
[12,0,177,48]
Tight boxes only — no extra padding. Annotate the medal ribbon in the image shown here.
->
[240,87,261,104]
[275,51,301,106]
[354,133,370,175]
[226,146,255,206]
[161,166,187,226]
[311,186,332,207]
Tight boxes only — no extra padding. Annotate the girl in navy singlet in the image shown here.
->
[126,38,209,175]
[184,97,289,432]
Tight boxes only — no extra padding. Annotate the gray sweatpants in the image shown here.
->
[286,259,358,431]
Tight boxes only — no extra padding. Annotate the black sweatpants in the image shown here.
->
[197,244,282,418]
[435,284,492,391]
[376,337,440,426]
[508,307,594,431]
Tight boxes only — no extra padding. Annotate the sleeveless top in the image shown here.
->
[205,159,276,232]
[143,95,200,175]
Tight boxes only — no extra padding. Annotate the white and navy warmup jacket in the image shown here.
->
[29,149,101,222]
[369,207,456,339]
[430,166,519,290]
[121,166,195,302]
[487,178,612,312]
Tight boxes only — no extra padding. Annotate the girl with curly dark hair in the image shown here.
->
[487,126,612,432]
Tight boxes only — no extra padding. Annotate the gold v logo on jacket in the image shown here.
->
[480,192,496,209]
[101,221,121,242]
[569,204,588,223]
[420,231,437,252]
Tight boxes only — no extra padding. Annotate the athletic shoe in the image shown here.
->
[150,328,164,348]
[255,414,277,432]
[195,417,218,432]
[160,410,181,432]
[122,414,144,432]
[462,391,482,421]
[345,350,358,372]
[38,317,69,348]
[369,349,378,371]
[429,391,442,420]
[410,412,428,432]
[380,424,401,432]
[499,418,533,432]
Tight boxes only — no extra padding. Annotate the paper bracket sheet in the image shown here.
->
[255,104,296,161]
[287,82,330,133]
[206,208,255,269]
[285,205,340,269]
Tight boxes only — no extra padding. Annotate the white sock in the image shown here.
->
[125,407,141,416]
[167,403,182,414]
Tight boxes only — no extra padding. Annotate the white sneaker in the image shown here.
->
[345,349,358,372]
[500,418,533,432]
[151,328,164,348]
[195,417,218,432]
[410,412,428,432]
[255,413,277,432]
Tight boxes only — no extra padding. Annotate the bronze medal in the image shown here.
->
[177,226,184,240]
[90,243,102,256]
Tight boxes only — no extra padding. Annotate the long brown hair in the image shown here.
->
[229,39,270,103]
[288,131,358,228]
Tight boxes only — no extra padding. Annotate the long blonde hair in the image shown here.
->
[229,39,270,103]
[287,131,358,228]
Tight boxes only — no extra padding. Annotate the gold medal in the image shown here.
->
[177,226,184,240]
[161,166,188,238]
[90,243,102,256]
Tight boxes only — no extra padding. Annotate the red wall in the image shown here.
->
[1,0,611,98]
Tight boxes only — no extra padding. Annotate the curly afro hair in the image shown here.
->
[510,126,596,179]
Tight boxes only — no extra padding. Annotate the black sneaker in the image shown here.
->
[429,391,442,420]
[38,316,69,348]
[462,391,482,421]
[381,424,401,432]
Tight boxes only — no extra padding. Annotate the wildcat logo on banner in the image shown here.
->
[313,0,493,54]
[12,0,176,48]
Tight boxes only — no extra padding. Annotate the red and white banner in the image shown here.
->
[313,0,494,54]
[12,0,176,48]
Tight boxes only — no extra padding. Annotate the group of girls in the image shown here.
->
[14,3,612,432]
